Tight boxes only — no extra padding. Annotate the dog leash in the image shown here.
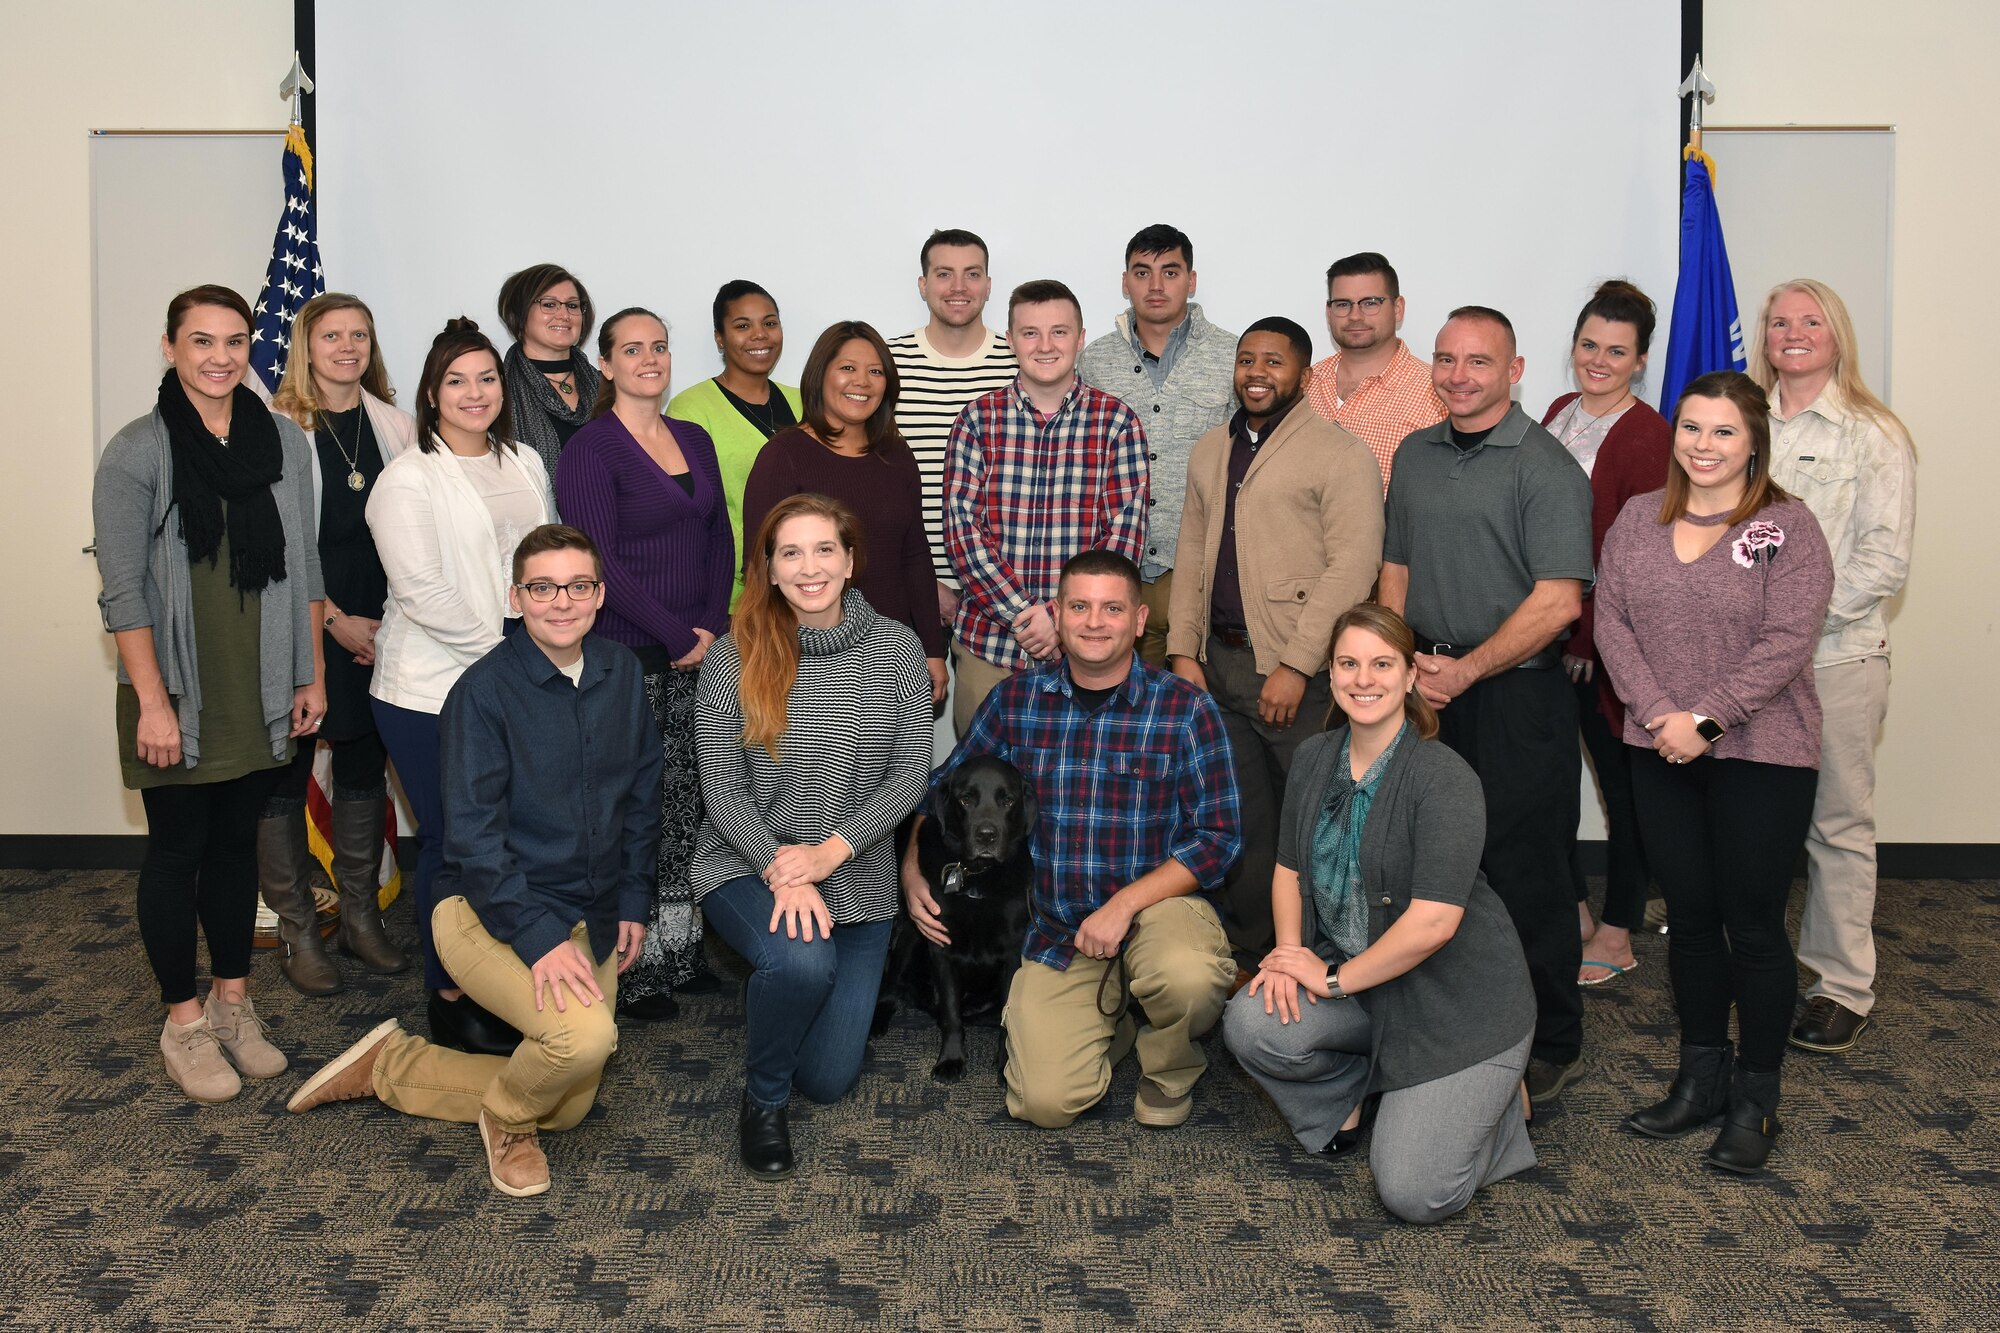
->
[1092,924,1139,1019]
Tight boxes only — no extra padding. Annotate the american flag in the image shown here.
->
[248,122,324,393]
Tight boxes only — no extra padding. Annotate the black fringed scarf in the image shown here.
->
[156,372,288,592]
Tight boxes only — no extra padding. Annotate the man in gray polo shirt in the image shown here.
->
[1379,305,1593,1109]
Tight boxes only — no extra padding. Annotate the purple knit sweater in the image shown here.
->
[1594,491,1834,769]
[554,413,733,661]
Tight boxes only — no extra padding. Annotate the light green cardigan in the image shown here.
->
[666,377,802,608]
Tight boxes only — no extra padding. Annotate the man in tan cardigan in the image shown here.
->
[1166,317,1384,956]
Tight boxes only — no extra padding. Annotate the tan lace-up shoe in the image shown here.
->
[287,1019,400,1113]
[479,1108,551,1197]
[161,1015,242,1104]
[204,993,289,1079]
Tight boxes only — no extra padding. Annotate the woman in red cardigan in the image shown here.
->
[1541,281,1672,986]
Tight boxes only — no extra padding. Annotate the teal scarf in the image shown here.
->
[1309,723,1407,960]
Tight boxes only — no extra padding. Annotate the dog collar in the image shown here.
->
[941,863,966,895]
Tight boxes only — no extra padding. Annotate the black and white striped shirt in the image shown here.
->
[688,591,933,924]
[888,327,1017,585]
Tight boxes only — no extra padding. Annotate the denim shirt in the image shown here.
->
[436,628,663,967]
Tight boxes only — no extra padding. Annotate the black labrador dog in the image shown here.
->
[874,756,1036,1081]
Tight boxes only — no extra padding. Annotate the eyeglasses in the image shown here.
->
[535,299,583,315]
[1326,297,1389,315]
[516,578,602,602]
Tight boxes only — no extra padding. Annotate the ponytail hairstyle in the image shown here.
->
[273,292,397,430]
[1324,602,1439,741]
[735,493,867,759]
[414,317,515,454]
[591,306,669,419]
[1570,278,1658,354]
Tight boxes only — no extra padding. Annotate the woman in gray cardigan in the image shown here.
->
[92,285,325,1105]
[1222,603,1536,1224]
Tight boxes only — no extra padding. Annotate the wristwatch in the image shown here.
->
[1693,714,1726,744]
[1325,962,1348,1000]
[324,612,339,629]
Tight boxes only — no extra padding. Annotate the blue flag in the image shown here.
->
[1659,153,1746,413]
[249,123,324,394]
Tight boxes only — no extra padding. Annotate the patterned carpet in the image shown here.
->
[0,868,1994,1331]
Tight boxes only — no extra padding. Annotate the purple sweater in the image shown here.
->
[554,413,733,662]
[740,426,946,658]
[1594,492,1834,769]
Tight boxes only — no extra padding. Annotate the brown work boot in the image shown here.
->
[1134,1078,1193,1128]
[204,992,288,1078]
[161,1015,242,1104]
[479,1108,551,1197]
[287,1019,400,1113]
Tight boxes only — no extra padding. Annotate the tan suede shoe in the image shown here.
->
[479,1108,551,1198]
[204,993,289,1079]
[161,1015,242,1104]
[287,1019,400,1113]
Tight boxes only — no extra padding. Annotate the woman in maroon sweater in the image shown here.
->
[1542,280,1673,986]
[555,307,734,1021]
[740,321,947,708]
[1594,370,1833,1176]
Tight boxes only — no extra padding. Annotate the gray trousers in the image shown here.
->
[1223,980,1536,1224]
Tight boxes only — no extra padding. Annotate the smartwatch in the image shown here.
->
[1693,714,1726,744]
[1325,962,1348,1000]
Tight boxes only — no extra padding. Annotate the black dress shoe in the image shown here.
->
[1789,996,1869,1054]
[739,1093,795,1181]
[428,992,522,1057]
[617,991,680,1024]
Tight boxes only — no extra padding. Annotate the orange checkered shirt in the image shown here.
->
[1306,340,1446,494]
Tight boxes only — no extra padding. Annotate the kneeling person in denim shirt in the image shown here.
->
[907,549,1242,1129]
[287,524,662,1198]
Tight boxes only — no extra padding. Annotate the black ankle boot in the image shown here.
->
[1706,1067,1782,1175]
[1625,1042,1733,1139]
[739,1093,795,1181]
[428,992,522,1057]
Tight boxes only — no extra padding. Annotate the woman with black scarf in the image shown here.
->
[498,263,602,498]
[92,284,327,1104]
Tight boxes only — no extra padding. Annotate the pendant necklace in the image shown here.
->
[324,407,367,491]
[531,356,576,399]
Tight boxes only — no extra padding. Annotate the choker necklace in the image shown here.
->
[530,356,574,397]
[323,405,367,491]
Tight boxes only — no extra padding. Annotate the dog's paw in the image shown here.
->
[931,1056,967,1082]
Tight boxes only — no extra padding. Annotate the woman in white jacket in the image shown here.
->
[264,293,418,995]
[368,317,553,1054]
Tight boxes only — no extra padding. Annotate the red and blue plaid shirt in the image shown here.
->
[931,657,1241,969]
[943,376,1150,670]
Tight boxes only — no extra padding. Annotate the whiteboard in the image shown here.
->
[1703,129,1895,398]
[90,130,284,457]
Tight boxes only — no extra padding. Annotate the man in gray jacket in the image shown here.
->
[1080,225,1237,666]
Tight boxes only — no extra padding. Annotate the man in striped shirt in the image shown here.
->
[942,280,1150,734]
[1305,252,1447,494]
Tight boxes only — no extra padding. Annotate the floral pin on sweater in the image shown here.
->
[1732,520,1786,568]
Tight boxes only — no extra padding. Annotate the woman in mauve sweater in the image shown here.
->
[690,494,933,1183]
[1594,371,1833,1177]
[1541,280,1673,986]
[739,320,948,708]
[555,308,734,1021]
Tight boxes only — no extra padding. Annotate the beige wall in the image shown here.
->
[1708,2,2000,843]
[3,2,1993,845]
[1,4,293,836]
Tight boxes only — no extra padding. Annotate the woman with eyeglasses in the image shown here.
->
[667,281,801,608]
[93,284,322,1102]
[498,263,601,490]
[262,293,415,995]
[740,320,948,708]
[556,308,734,1018]
[369,317,553,1055]
[1539,280,1672,987]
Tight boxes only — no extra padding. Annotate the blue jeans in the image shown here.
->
[701,874,893,1110]
[372,698,449,991]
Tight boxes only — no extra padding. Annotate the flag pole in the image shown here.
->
[1678,55,1718,178]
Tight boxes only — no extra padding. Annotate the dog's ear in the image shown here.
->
[937,769,970,852]
[1013,767,1039,846]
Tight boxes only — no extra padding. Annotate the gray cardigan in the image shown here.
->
[1279,726,1534,1092]
[93,407,324,768]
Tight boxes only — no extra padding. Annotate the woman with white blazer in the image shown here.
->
[264,294,417,996]
[368,317,553,1055]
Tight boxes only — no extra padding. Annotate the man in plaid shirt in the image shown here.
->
[942,279,1150,735]
[907,550,1241,1130]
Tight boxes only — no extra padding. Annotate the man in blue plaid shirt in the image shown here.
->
[907,550,1241,1129]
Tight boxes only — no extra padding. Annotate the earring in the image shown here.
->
[1749,454,1758,479]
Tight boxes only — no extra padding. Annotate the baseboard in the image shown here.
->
[5,834,1996,879]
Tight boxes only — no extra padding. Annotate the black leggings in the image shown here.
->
[265,730,389,812]
[137,769,276,1004]
[1571,674,1650,931]
[1628,748,1818,1071]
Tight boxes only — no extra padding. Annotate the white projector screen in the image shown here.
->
[319,1,1683,415]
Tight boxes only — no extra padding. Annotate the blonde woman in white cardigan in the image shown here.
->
[367,317,553,1055]
[265,294,418,996]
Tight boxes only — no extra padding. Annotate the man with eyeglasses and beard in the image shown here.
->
[287,524,661,1200]
[1305,252,1446,495]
